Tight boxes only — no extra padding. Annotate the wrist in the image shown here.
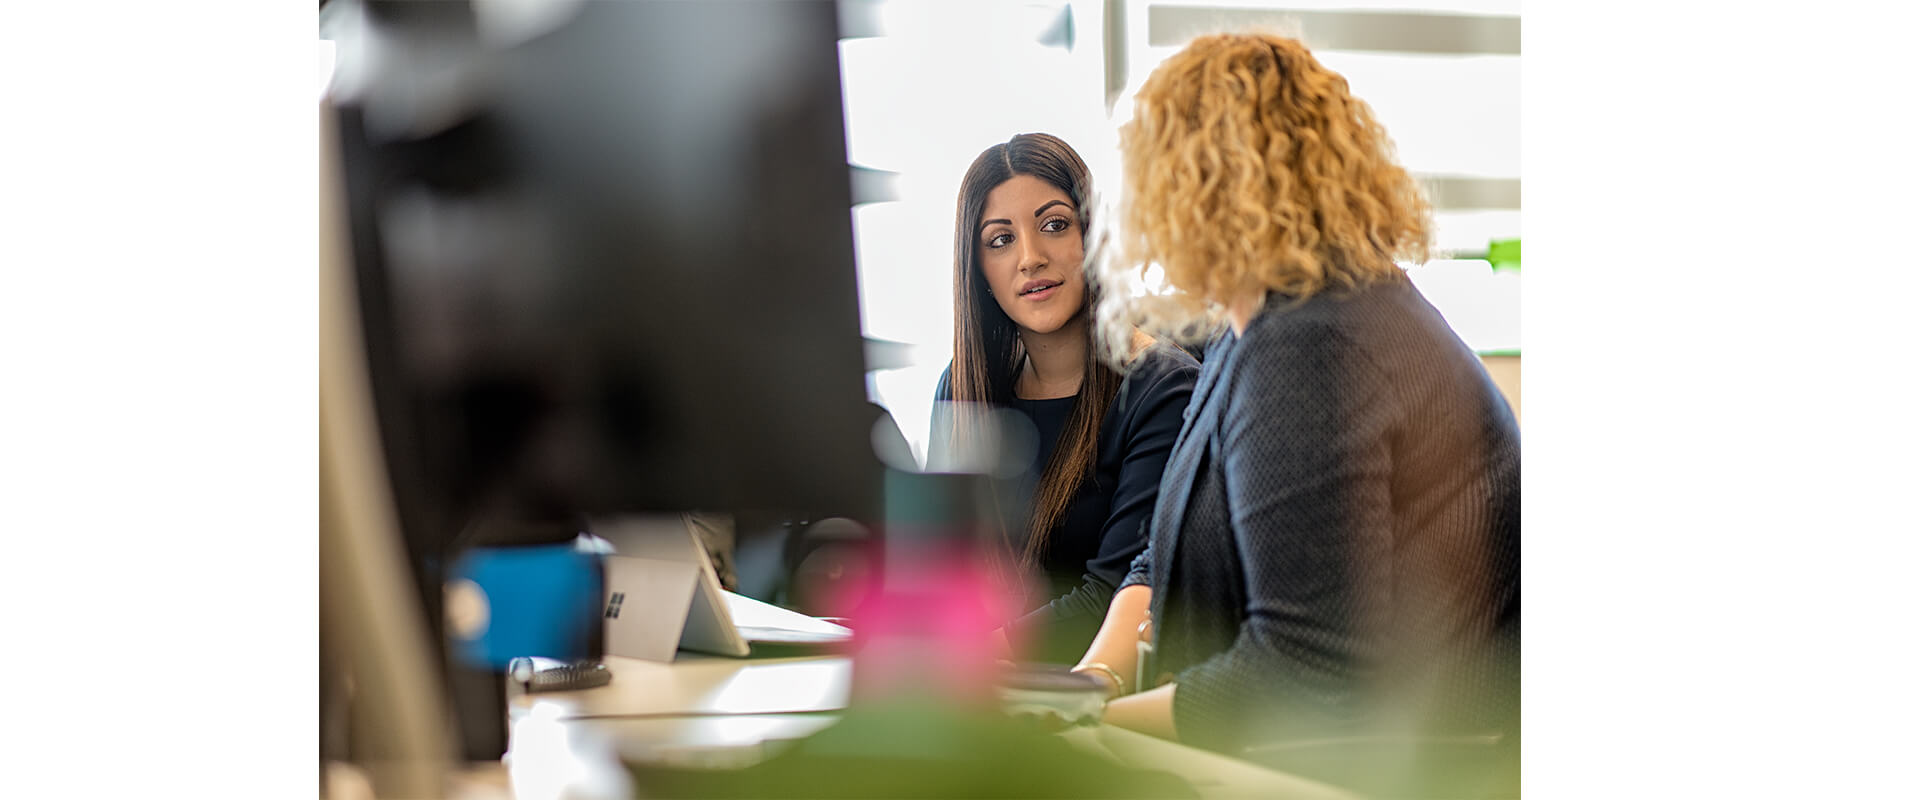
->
[1071,661,1126,701]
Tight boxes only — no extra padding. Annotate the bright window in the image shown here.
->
[839,1,1520,464]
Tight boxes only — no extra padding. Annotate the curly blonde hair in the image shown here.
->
[1093,32,1432,351]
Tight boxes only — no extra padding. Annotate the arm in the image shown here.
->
[1103,684,1176,739]
[1171,326,1397,750]
[1068,584,1177,739]
[1064,517,1179,737]
[1072,583,1151,700]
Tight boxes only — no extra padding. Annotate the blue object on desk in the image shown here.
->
[448,544,602,669]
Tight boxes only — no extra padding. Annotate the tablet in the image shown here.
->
[591,515,852,658]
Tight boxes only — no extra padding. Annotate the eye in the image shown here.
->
[1040,216,1072,233]
[985,232,1012,249]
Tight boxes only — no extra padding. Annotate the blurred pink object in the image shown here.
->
[845,539,1023,707]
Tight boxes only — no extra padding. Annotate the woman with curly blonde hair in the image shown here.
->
[1063,33,1520,795]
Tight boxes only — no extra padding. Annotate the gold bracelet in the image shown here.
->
[1073,662,1126,699]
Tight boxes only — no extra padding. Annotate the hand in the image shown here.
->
[988,627,1015,662]
[1005,706,1086,734]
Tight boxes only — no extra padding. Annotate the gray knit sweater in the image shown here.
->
[1121,272,1521,753]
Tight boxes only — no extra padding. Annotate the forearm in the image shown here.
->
[1000,574,1115,663]
[1072,583,1151,696]
[1102,682,1176,740]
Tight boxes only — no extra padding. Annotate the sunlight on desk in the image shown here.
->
[575,715,840,770]
[701,659,850,715]
[508,655,851,719]
[504,705,631,800]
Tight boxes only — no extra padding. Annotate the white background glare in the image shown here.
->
[842,1,1521,465]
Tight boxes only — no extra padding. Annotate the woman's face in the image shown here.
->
[976,174,1086,337]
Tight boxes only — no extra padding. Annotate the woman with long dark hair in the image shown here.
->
[933,132,1199,665]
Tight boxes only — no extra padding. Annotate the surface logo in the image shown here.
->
[605,592,626,619]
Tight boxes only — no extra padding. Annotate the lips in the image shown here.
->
[1019,279,1063,297]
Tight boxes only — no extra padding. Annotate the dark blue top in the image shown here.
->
[934,343,1199,663]
[1122,275,1521,753]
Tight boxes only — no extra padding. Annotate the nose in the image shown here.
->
[1015,236,1046,273]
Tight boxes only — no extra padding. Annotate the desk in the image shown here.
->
[497,653,1360,800]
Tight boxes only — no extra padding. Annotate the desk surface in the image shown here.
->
[511,654,851,719]
[500,653,1359,800]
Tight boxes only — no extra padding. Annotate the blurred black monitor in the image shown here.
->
[327,0,878,759]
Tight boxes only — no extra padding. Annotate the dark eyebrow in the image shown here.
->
[979,218,1012,233]
[1033,200,1071,217]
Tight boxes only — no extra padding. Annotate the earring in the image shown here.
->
[987,287,993,295]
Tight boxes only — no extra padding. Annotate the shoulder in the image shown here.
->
[933,360,954,402]
[1117,340,1201,414]
[1104,341,1201,439]
[1125,341,1201,392]
[1225,284,1407,422]
[1234,279,1422,369]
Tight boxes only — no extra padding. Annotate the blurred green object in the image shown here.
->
[1487,238,1520,272]
[627,701,1198,798]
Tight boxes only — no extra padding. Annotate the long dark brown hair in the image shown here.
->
[949,133,1124,568]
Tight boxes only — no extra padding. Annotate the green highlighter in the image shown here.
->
[1488,237,1521,273]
